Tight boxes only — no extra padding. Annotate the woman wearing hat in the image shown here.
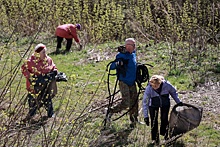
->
[21,43,58,122]
[55,23,82,53]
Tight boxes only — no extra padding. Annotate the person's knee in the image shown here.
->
[28,94,36,106]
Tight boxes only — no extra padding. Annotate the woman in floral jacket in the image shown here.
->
[21,43,58,121]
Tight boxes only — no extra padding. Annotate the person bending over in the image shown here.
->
[142,75,183,145]
[55,23,82,53]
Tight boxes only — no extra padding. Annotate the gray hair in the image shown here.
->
[125,38,136,44]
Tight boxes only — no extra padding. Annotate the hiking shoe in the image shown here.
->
[55,50,60,54]
[164,135,169,140]
[129,117,140,128]
[151,140,156,145]
[155,138,160,145]
[129,123,136,129]
[151,140,160,146]
[48,114,55,118]
[22,114,33,123]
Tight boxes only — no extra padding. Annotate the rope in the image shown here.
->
[103,61,119,128]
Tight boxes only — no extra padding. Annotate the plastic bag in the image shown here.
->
[169,103,203,138]
[55,72,68,82]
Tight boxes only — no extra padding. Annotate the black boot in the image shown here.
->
[27,94,37,117]
[44,96,54,118]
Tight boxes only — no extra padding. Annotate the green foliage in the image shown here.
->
[0,0,219,43]
[0,0,220,146]
[0,40,219,146]
[213,63,220,73]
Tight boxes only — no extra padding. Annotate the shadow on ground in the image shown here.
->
[7,115,50,134]
[48,51,68,55]
[90,126,134,147]
[146,140,185,147]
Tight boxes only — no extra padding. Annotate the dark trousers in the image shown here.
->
[149,106,170,141]
[27,92,54,117]
[56,36,73,52]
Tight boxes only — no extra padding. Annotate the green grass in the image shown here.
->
[0,39,219,147]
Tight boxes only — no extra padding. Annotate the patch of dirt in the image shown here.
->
[179,78,220,130]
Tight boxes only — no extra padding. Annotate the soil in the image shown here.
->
[179,78,220,130]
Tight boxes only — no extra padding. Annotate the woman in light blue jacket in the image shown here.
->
[142,75,183,145]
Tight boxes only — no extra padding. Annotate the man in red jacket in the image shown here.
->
[55,23,82,53]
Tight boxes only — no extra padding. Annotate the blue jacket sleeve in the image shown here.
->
[110,62,117,70]
[109,53,123,70]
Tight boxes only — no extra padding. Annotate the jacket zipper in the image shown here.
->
[159,94,162,107]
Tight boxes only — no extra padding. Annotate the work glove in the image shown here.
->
[79,43,82,50]
[52,70,58,76]
[144,117,149,126]
[177,102,183,106]
[116,60,123,66]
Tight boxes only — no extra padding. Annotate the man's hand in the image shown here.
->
[116,60,123,66]
[144,117,149,126]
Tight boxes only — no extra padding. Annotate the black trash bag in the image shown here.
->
[55,72,68,82]
[168,103,203,138]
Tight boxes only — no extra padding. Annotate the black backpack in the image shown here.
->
[136,63,150,88]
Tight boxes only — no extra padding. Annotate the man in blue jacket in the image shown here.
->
[107,38,138,128]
